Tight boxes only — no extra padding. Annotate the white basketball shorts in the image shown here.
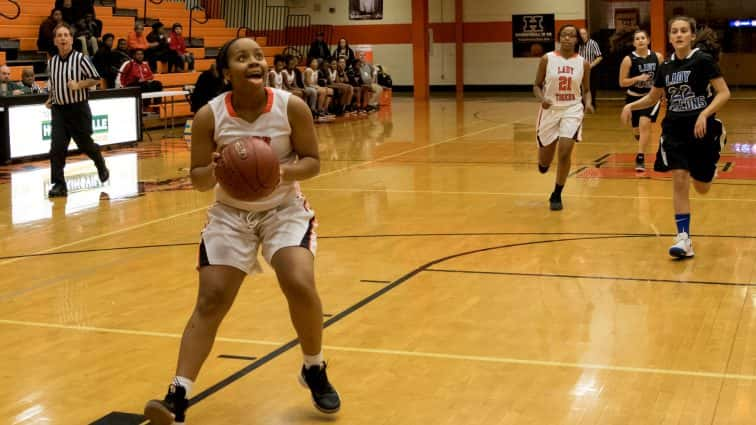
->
[198,195,317,275]
[536,102,584,147]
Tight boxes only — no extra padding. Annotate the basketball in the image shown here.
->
[214,137,280,201]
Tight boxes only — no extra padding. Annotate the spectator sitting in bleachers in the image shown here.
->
[113,38,131,66]
[267,54,286,90]
[323,58,353,116]
[190,63,226,113]
[16,69,44,95]
[286,55,318,118]
[146,22,181,73]
[168,23,194,72]
[120,48,163,106]
[74,20,98,57]
[93,33,116,88]
[282,54,306,100]
[55,0,93,25]
[82,12,102,39]
[111,38,132,88]
[0,65,25,96]
[304,58,334,121]
[356,53,382,112]
[332,38,356,64]
[127,22,149,54]
[343,58,370,115]
[307,31,331,64]
[37,9,64,56]
[335,58,358,115]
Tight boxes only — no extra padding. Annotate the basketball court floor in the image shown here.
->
[1,94,755,424]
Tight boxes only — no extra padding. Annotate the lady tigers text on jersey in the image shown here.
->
[555,65,577,102]
[543,52,584,107]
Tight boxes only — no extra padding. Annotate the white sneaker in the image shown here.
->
[669,232,694,258]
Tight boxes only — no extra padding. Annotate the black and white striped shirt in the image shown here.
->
[48,50,100,105]
[579,39,602,64]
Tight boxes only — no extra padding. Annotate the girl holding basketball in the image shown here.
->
[622,16,730,257]
[618,29,664,172]
[533,24,593,211]
[144,38,340,425]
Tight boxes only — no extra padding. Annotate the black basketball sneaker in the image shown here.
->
[144,383,189,425]
[298,362,341,413]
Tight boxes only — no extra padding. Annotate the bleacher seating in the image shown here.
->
[0,1,390,125]
[0,0,288,121]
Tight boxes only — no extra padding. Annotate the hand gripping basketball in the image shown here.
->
[214,137,281,201]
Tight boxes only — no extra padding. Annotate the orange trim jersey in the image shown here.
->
[207,87,300,212]
[542,51,585,108]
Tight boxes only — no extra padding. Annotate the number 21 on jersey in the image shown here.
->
[558,75,572,91]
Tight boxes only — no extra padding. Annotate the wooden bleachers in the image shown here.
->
[8,66,33,81]
[1,0,293,121]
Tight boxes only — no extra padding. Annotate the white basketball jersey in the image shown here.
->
[283,69,296,87]
[269,70,283,89]
[207,87,300,212]
[543,51,585,108]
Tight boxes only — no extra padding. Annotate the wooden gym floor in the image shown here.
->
[1,93,755,424]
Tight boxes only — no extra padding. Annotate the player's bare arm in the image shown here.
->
[189,104,219,191]
[283,95,320,182]
[533,55,550,108]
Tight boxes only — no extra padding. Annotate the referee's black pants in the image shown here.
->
[50,102,106,187]
[589,68,599,109]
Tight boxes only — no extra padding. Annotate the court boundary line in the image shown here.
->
[186,233,752,406]
[424,268,756,287]
[0,120,519,269]
[0,207,209,268]
[3,231,756,261]
[11,233,740,422]
[2,317,754,382]
[305,186,756,203]
[708,286,751,423]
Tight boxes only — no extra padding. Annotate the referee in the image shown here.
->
[46,22,109,198]
[579,28,602,110]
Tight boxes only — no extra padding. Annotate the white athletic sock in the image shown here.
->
[303,352,324,369]
[173,376,194,398]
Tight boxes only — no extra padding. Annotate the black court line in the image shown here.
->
[723,162,733,172]
[593,153,611,163]
[0,242,198,261]
[92,234,653,424]
[8,231,756,262]
[425,268,756,288]
[323,159,556,166]
[568,166,588,177]
[218,355,258,361]
[595,160,607,168]
[360,279,392,284]
[588,175,756,186]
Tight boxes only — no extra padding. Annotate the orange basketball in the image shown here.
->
[215,137,280,201]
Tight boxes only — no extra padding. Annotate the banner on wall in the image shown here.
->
[512,14,555,58]
[614,8,640,32]
[349,0,383,20]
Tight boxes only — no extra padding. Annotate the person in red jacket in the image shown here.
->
[120,48,163,106]
[169,23,194,71]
